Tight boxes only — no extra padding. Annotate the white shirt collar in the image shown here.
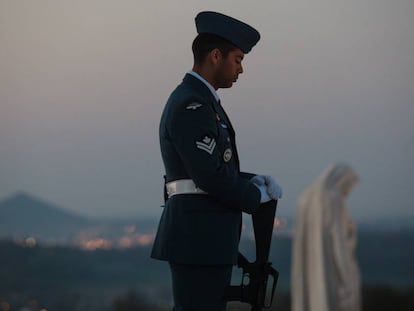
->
[187,70,220,103]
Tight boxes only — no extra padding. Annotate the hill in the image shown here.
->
[0,192,94,242]
[0,192,158,248]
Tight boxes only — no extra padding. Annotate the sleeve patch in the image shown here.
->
[196,136,216,154]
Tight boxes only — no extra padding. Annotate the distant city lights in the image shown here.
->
[82,238,113,250]
[13,237,37,248]
[136,234,154,246]
[25,237,37,247]
[7,218,291,251]
[275,217,289,229]
[74,225,155,250]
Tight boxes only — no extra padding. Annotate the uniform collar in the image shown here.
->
[187,70,220,103]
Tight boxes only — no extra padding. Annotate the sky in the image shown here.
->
[1,0,413,224]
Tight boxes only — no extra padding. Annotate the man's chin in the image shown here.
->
[221,81,234,89]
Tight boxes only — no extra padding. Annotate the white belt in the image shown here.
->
[166,179,208,198]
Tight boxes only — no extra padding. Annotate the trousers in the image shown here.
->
[169,262,233,311]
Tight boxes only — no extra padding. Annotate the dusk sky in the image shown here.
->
[1,0,413,224]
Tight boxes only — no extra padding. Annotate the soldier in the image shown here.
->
[151,11,282,311]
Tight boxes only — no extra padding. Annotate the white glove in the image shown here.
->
[251,175,282,200]
[253,183,272,203]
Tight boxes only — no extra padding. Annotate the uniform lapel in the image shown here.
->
[216,100,240,168]
[216,100,235,137]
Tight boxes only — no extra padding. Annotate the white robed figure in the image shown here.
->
[291,163,361,311]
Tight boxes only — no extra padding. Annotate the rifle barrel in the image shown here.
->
[252,200,277,265]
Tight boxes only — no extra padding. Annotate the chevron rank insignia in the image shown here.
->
[186,102,203,110]
[196,136,216,154]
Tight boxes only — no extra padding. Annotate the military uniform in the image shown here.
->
[151,71,261,265]
[151,11,262,311]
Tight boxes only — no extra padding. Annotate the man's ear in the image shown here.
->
[209,48,222,65]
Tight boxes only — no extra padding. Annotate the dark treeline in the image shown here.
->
[1,230,413,310]
[112,286,414,311]
[2,286,413,311]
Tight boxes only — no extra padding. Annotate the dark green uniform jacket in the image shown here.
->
[151,73,261,265]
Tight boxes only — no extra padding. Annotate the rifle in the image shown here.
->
[225,200,279,310]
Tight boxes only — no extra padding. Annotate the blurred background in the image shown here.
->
[1,0,413,310]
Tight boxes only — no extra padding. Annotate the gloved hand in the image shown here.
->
[251,175,283,200]
[253,183,272,203]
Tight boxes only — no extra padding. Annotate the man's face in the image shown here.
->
[215,48,244,89]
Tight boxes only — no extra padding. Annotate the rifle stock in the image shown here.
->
[225,200,279,310]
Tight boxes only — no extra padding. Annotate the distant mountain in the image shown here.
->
[1,191,412,249]
[0,192,94,242]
